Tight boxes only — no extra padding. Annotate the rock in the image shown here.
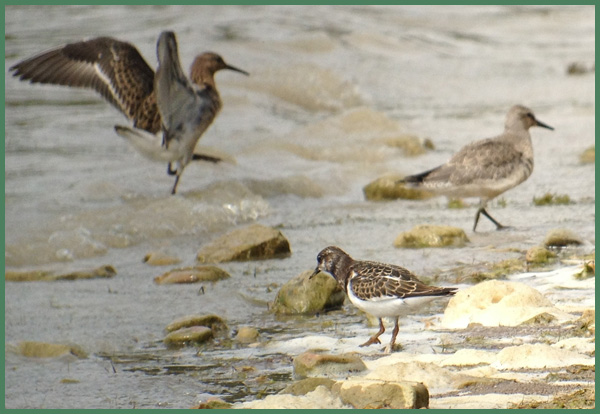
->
[165,314,228,337]
[270,270,345,315]
[394,225,469,248]
[154,266,230,284]
[16,341,87,359]
[383,134,434,156]
[543,229,583,248]
[525,246,557,265]
[493,343,595,370]
[579,146,595,164]
[332,379,429,409]
[280,377,336,395]
[5,265,116,282]
[191,397,232,409]
[567,62,594,75]
[293,351,367,379]
[197,224,291,263]
[143,251,181,266]
[235,326,260,343]
[363,174,433,201]
[236,385,349,409]
[164,326,213,347]
[441,280,571,329]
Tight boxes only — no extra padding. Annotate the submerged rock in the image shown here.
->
[197,224,291,263]
[16,341,87,359]
[332,379,429,409]
[441,280,572,329]
[544,229,583,248]
[143,251,181,266]
[293,351,367,379]
[525,246,557,265]
[154,266,230,284]
[394,225,469,248]
[579,146,595,164]
[164,326,213,348]
[363,174,433,201]
[235,326,260,344]
[270,270,345,315]
[280,377,336,396]
[165,314,228,337]
[5,265,116,282]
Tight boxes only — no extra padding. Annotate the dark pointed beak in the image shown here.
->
[225,64,249,76]
[535,119,554,131]
[309,267,320,279]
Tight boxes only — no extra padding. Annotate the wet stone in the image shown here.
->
[293,351,367,379]
[543,228,583,248]
[363,174,434,201]
[164,326,213,348]
[154,266,230,284]
[165,314,228,337]
[143,251,181,266]
[16,341,87,359]
[235,326,260,343]
[280,377,336,396]
[197,224,291,263]
[332,379,429,409]
[394,225,469,248]
[5,265,116,282]
[271,270,345,315]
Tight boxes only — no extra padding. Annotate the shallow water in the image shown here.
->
[4,5,595,409]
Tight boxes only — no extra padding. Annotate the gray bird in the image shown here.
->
[399,105,553,231]
[10,31,248,194]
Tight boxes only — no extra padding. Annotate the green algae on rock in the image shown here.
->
[394,225,469,248]
[5,265,116,282]
[293,351,367,379]
[363,174,433,201]
[271,270,345,315]
[154,266,230,284]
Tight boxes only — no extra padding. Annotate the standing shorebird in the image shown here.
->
[10,31,248,194]
[311,246,456,353]
[399,105,554,231]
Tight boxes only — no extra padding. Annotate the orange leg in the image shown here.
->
[360,318,385,347]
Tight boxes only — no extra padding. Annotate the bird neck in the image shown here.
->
[190,67,218,90]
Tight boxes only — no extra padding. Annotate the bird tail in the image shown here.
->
[397,166,439,185]
[114,125,178,162]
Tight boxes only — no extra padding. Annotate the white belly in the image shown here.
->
[347,289,439,318]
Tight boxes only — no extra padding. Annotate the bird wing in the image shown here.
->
[349,261,455,301]
[424,137,528,185]
[10,37,156,129]
[154,32,218,150]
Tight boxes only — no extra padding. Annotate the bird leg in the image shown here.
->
[171,175,180,195]
[473,207,507,231]
[167,162,177,176]
[384,317,400,354]
[360,318,385,347]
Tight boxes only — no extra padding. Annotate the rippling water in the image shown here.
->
[4,5,595,409]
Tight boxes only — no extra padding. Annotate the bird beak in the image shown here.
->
[535,119,554,130]
[225,64,249,76]
[309,267,320,279]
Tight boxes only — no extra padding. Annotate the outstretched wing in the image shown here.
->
[10,37,157,131]
[349,261,456,301]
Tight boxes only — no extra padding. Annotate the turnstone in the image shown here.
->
[398,105,553,231]
[10,31,248,194]
[311,246,457,353]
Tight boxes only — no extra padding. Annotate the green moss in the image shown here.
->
[533,193,572,206]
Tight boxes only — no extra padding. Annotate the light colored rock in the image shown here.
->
[492,343,595,370]
[441,280,572,329]
[440,349,497,367]
[293,351,367,379]
[363,174,433,201]
[165,314,228,337]
[163,326,213,347]
[394,225,469,248]
[154,266,230,284]
[333,379,429,409]
[271,270,345,315]
[16,341,87,359]
[235,385,349,409]
[143,251,181,266]
[197,224,291,263]
[5,265,116,282]
[235,326,260,343]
